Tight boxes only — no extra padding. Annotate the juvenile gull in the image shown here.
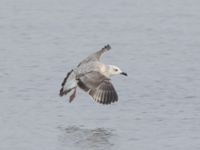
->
[59,44,127,104]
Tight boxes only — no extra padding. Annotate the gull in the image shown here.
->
[59,44,127,104]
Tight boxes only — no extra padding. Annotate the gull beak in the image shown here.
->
[121,72,128,76]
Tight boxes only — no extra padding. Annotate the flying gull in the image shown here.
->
[59,44,127,104]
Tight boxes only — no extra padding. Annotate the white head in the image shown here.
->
[107,65,127,77]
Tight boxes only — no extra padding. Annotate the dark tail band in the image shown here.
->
[59,69,73,96]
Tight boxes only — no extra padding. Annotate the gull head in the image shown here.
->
[108,65,128,77]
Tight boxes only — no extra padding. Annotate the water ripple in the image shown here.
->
[58,126,115,150]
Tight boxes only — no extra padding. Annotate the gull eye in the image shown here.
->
[114,68,118,72]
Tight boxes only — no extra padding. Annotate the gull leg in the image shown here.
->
[69,87,77,103]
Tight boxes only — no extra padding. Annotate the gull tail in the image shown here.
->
[59,70,77,102]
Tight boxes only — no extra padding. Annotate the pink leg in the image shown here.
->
[69,87,77,103]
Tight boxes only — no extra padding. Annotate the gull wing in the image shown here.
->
[77,71,118,104]
[89,80,118,104]
[77,44,111,67]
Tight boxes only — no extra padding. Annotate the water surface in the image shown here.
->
[0,0,200,149]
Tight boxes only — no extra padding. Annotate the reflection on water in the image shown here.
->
[58,126,115,150]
